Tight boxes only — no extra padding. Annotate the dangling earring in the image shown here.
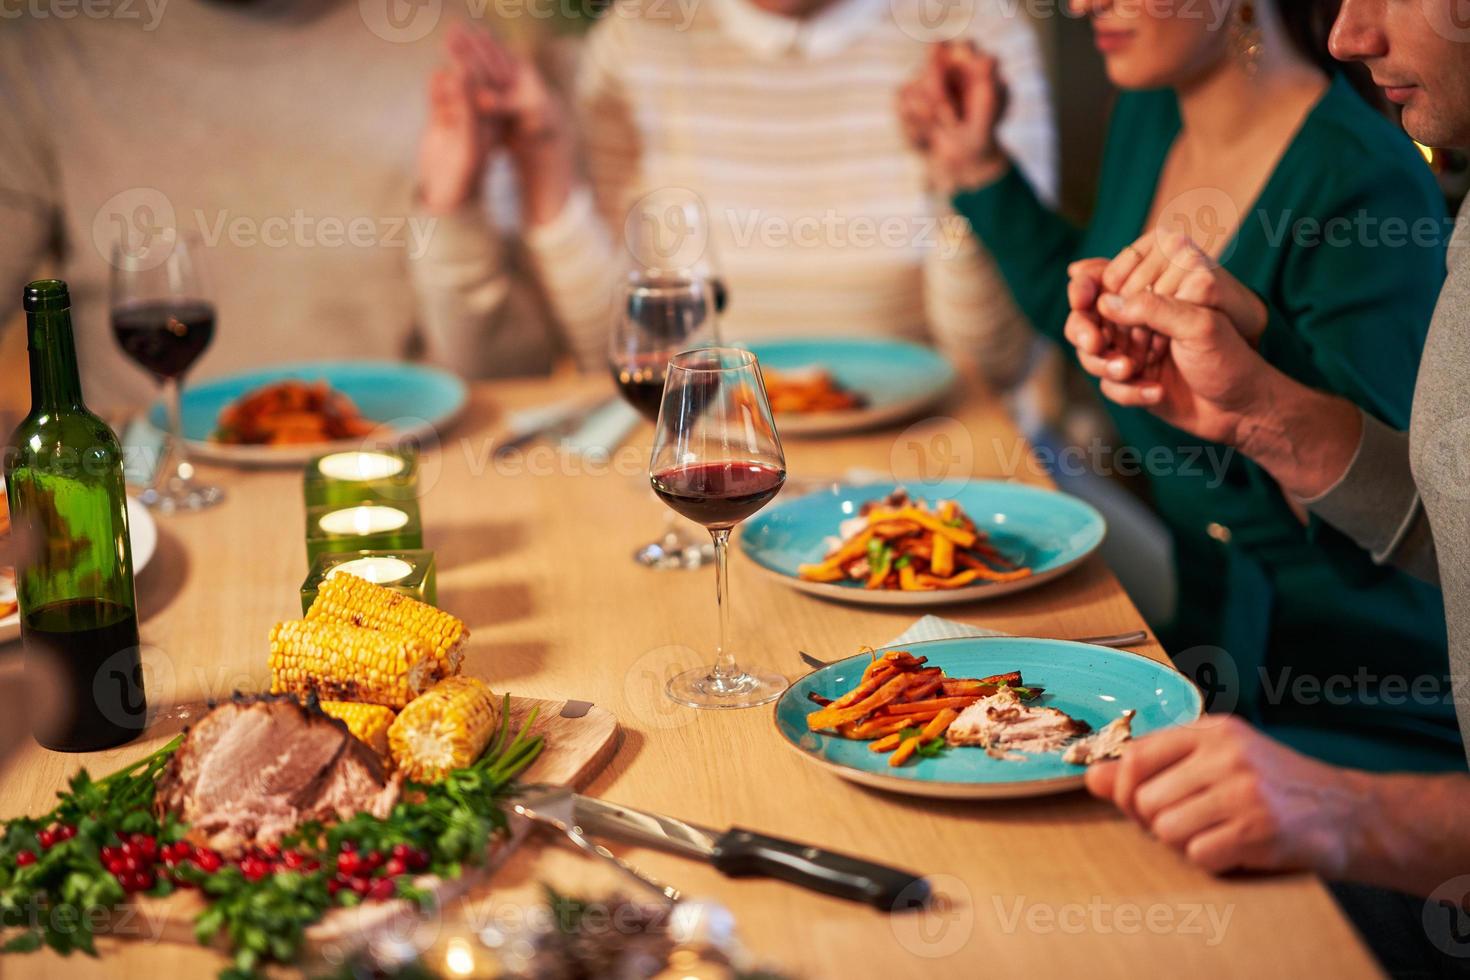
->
[1231,0,1263,75]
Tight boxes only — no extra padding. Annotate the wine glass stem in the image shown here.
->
[155,377,189,489]
[710,528,735,681]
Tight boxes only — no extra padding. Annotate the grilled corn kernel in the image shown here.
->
[388,676,498,782]
[320,700,396,761]
[307,572,468,675]
[269,618,438,709]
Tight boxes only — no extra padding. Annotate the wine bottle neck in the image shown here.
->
[27,307,86,412]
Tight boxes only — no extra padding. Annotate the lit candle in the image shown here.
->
[304,449,418,507]
[306,499,423,564]
[299,549,437,613]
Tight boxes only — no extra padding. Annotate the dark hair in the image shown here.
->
[1276,0,1386,112]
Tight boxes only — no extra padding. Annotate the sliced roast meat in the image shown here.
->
[156,692,400,853]
[945,688,1091,761]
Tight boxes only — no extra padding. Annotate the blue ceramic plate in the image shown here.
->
[743,337,957,436]
[740,480,1105,606]
[775,637,1202,799]
[148,361,468,468]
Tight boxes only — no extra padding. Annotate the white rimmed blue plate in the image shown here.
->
[740,480,1105,606]
[147,361,467,468]
[774,637,1202,799]
[743,337,957,436]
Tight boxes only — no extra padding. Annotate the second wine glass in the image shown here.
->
[110,232,223,513]
[650,347,788,709]
[610,271,719,569]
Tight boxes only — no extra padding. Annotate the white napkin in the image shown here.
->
[561,399,642,459]
[884,614,1010,647]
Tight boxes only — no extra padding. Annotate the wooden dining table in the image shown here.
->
[0,372,1381,978]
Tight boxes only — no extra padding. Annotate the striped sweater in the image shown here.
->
[428,0,1056,384]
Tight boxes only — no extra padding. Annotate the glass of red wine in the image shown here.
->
[611,272,720,570]
[650,347,788,709]
[110,232,224,513]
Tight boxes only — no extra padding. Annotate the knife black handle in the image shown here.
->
[710,828,930,911]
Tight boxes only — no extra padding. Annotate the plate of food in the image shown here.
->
[743,337,957,436]
[739,481,1105,606]
[0,492,157,645]
[147,361,468,467]
[776,639,1202,799]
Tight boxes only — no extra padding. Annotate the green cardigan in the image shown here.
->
[954,76,1461,772]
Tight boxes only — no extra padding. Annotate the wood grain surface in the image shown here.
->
[0,373,1380,979]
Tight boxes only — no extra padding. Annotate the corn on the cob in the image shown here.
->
[388,676,498,782]
[269,619,439,709]
[307,572,468,676]
[320,700,396,762]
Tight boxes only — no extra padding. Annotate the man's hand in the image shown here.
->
[1064,285,1273,447]
[896,42,1010,195]
[1086,717,1369,877]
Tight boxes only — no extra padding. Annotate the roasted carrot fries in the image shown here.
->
[805,650,1043,767]
[761,368,867,414]
[797,492,1032,591]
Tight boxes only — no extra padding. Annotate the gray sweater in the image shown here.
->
[1307,196,1470,758]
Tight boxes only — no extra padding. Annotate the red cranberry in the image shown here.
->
[368,878,395,901]
[383,858,406,878]
[408,848,430,872]
[336,851,362,876]
[349,876,370,897]
[37,829,56,850]
[362,850,384,871]
[57,824,77,841]
[281,850,305,870]
[15,850,36,867]
[194,849,222,873]
[100,845,123,864]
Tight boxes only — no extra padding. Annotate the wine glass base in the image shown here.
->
[665,666,788,709]
[138,479,225,514]
[633,537,716,570]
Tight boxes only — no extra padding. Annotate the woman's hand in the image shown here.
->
[416,25,573,222]
[896,42,1010,195]
[1086,716,1368,878]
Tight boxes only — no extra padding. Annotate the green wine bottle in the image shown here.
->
[4,279,146,751]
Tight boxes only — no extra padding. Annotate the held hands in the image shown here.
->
[1063,233,1274,447]
[896,42,1010,195]
[1085,717,1367,878]
[416,24,569,216]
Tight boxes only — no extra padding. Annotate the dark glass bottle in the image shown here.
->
[4,280,146,751]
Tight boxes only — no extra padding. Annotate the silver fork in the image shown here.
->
[797,630,1150,670]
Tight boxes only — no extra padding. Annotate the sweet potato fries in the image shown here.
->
[761,368,867,414]
[805,650,1043,767]
[798,491,1031,590]
[213,380,376,446]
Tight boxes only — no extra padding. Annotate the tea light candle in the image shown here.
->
[304,449,418,507]
[299,549,437,613]
[306,499,423,563]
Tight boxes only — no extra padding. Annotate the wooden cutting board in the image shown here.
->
[121,695,619,962]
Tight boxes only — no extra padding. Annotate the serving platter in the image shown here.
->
[739,480,1105,607]
[145,361,468,468]
[0,497,156,646]
[743,337,957,436]
[774,638,1201,800]
[120,695,618,961]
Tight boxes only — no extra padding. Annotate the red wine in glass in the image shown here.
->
[112,299,216,380]
[649,347,788,709]
[651,461,785,529]
[613,358,668,423]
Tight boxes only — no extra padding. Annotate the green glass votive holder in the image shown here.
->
[304,449,419,508]
[300,549,438,614]
[306,498,423,564]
